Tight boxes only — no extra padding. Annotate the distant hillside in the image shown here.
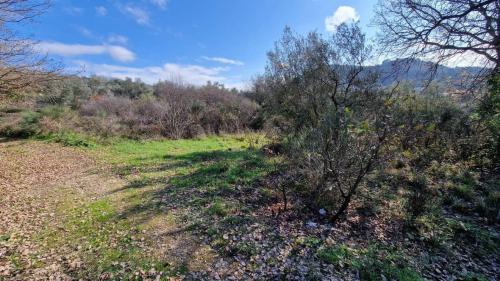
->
[370,59,484,88]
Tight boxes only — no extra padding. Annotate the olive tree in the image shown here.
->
[262,24,392,222]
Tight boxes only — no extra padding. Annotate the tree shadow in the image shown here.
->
[107,147,276,272]
[117,148,271,220]
[0,136,28,144]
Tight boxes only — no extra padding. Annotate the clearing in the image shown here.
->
[0,135,498,280]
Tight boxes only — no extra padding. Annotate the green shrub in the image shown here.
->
[37,132,97,148]
[0,110,41,138]
[21,111,41,124]
[405,174,432,225]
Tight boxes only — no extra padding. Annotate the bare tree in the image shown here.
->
[374,0,499,74]
[0,0,59,97]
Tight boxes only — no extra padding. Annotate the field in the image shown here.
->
[1,134,498,280]
[1,135,275,280]
[0,0,499,280]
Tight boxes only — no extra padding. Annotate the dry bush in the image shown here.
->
[73,81,258,139]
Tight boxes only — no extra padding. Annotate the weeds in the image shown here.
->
[317,243,423,281]
[317,244,353,265]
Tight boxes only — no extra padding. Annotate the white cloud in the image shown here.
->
[107,35,128,45]
[77,27,93,38]
[151,0,168,9]
[95,6,107,16]
[64,6,83,15]
[36,42,135,62]
[325,6,359,32]
[72,61,247,88]
[120,4,150,25]
[202,56,244,66]
[430,51,488,68]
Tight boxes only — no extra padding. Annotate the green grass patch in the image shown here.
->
[32,134,272,279]
[317,244,352,265]
[35,132,98,148]
[207,199,229,217]
[454,184,473,200]
[317,243,423,281]
[38,195,178,279]
[353,245,423,281]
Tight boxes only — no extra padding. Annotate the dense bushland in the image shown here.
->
[0,77,258,139]
[250,23,499,226]
[254,24,392,222]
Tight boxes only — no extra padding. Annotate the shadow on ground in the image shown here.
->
[106,147,276,272]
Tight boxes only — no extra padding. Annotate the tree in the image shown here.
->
[0,0,59,98]
[109,78,152,99]
[374,0,500,167]
[374,0,499,74]
[262,24,391,222]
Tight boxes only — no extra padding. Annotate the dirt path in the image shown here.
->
[0,139,125,280]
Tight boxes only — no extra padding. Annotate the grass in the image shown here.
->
[16,132,495,279]
[317,244,352,265]
[454,184,473,200]
[33,133,273,279]
[38,195,177,279]
[317,243,423,281]
[206,199,229,217]
[353,244,423,281]
[35,132,98,148]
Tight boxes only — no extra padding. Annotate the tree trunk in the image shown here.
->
[330,191,354,223]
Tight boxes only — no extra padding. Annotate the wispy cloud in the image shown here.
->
[150,0,168,9]
[107,35,128,45]
[64,6,83,15]
[72,61,247,88]
[95,6,107,16]
[77,27,93,38]
[36,42,135,63]
[325,6,359,32]
[202,56,244,66]
[120,4,150,25]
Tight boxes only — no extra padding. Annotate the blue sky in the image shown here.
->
[30,0,379,88]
